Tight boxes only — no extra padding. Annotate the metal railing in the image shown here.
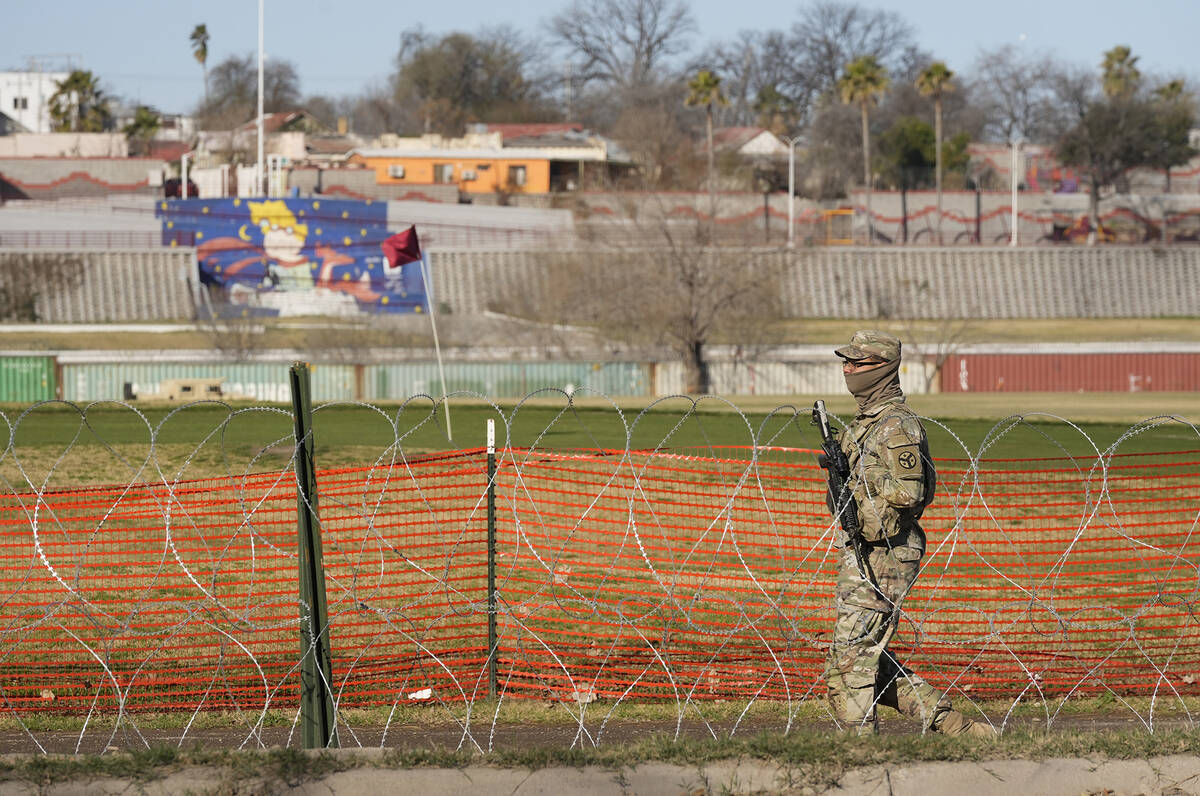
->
[0,229,195,248]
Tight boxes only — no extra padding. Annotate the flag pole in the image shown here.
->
[420,252,452,441]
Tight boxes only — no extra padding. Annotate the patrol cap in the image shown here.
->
[834,329,902,362]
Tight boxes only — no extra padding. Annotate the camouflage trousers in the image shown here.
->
[823,541,951,734]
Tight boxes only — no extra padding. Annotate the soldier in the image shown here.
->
[823,329,995,737]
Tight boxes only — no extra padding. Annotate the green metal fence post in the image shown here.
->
[487,418,498,699]
[289,361,337,748]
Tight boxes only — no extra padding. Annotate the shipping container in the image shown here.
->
[365,362,651,400]
[55,357,944,404]
[61,362,357,402]
[940,353,1200,393]
[705,359,933,396]
[0,356,56,402]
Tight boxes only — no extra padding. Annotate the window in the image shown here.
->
[461,169,477,181]
[12,97,28,110]
[508,165,527,188]
[433,164,454,183]
[387,164,406,179]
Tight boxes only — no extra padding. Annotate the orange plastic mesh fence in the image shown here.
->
[3,444,1197,726]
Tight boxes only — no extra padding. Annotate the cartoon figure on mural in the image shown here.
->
[157,197,427,316]
[251,200,314,291]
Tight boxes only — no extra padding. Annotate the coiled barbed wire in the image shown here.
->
[0,392,1196,753]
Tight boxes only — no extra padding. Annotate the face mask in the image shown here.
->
[844,359,902,411]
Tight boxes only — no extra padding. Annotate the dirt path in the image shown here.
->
[1,715,1196,794]
[0,712,1182,755]
[2,752,1199,795]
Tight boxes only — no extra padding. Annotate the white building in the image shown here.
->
[0,70,70,134]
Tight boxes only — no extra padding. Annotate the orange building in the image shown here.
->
[349,130,629,195]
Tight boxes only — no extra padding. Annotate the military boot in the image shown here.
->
[848,714,879,736]
[933,709,997,738]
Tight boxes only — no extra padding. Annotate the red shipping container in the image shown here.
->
[940,353,1200,393]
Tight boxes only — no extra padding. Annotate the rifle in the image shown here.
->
[812,399,880,594]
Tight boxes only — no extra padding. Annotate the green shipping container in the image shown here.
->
[0,356,56,403]
[60,362,356,403]
[365,362,651,400]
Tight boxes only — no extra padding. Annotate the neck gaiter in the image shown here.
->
[844,359,903,413]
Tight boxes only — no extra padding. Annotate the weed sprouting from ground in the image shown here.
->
[0,729,1198,788]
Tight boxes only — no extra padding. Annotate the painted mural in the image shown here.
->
[157,198,427,316]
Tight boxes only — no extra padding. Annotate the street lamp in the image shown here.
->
[1010,137,1024,247]
[786,134,805,248]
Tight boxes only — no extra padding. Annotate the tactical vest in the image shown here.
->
[842,401,936,541]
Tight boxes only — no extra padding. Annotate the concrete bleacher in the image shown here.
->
[0,244,1197,323]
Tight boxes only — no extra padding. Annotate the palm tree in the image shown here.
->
[48,70,110,132]
[1156,78,1185,103]
[190,24,210,106]
[1101,45,1140,99]
[122,105,161,156]
[917,61,954,245]
[838,56,890,245]
[686,69,728,219]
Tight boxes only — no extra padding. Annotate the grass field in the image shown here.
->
[6,317,1200,352]
[0,396,1195,487]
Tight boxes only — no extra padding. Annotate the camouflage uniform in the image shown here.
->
[823,330,988,736]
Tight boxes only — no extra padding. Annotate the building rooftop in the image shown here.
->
[352,145,618,163]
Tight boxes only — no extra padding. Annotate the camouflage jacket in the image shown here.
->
[838,397,936,546]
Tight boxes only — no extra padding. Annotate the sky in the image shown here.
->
[3,0,1196,115]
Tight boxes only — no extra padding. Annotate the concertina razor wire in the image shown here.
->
[0,390,1197,753]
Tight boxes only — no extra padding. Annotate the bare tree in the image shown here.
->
[493,200,785,394]
[345,82,404,136]
[785,1,915,122]
[0,254,85,321]
[609,94,702,189]
[546,0,697,91]
[198,53,302,122]
[969,46,1063,142]
[902,313,977,394]
[698,30,795,129]
[199,312,266,363]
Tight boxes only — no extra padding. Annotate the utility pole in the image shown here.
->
[257,0,265,197]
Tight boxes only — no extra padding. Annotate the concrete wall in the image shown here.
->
[287,167,461,202]
[4,243,1198,323]
[430,246,1200,320]
[0,157,162,200]
[0,248,196,322]
[553,189,1200,246]
[0,133,127,158]
[845,190,1200,246]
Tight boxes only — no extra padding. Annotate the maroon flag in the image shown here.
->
[382,225,421,268]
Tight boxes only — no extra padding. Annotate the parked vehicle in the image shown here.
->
[163,177,198,198]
